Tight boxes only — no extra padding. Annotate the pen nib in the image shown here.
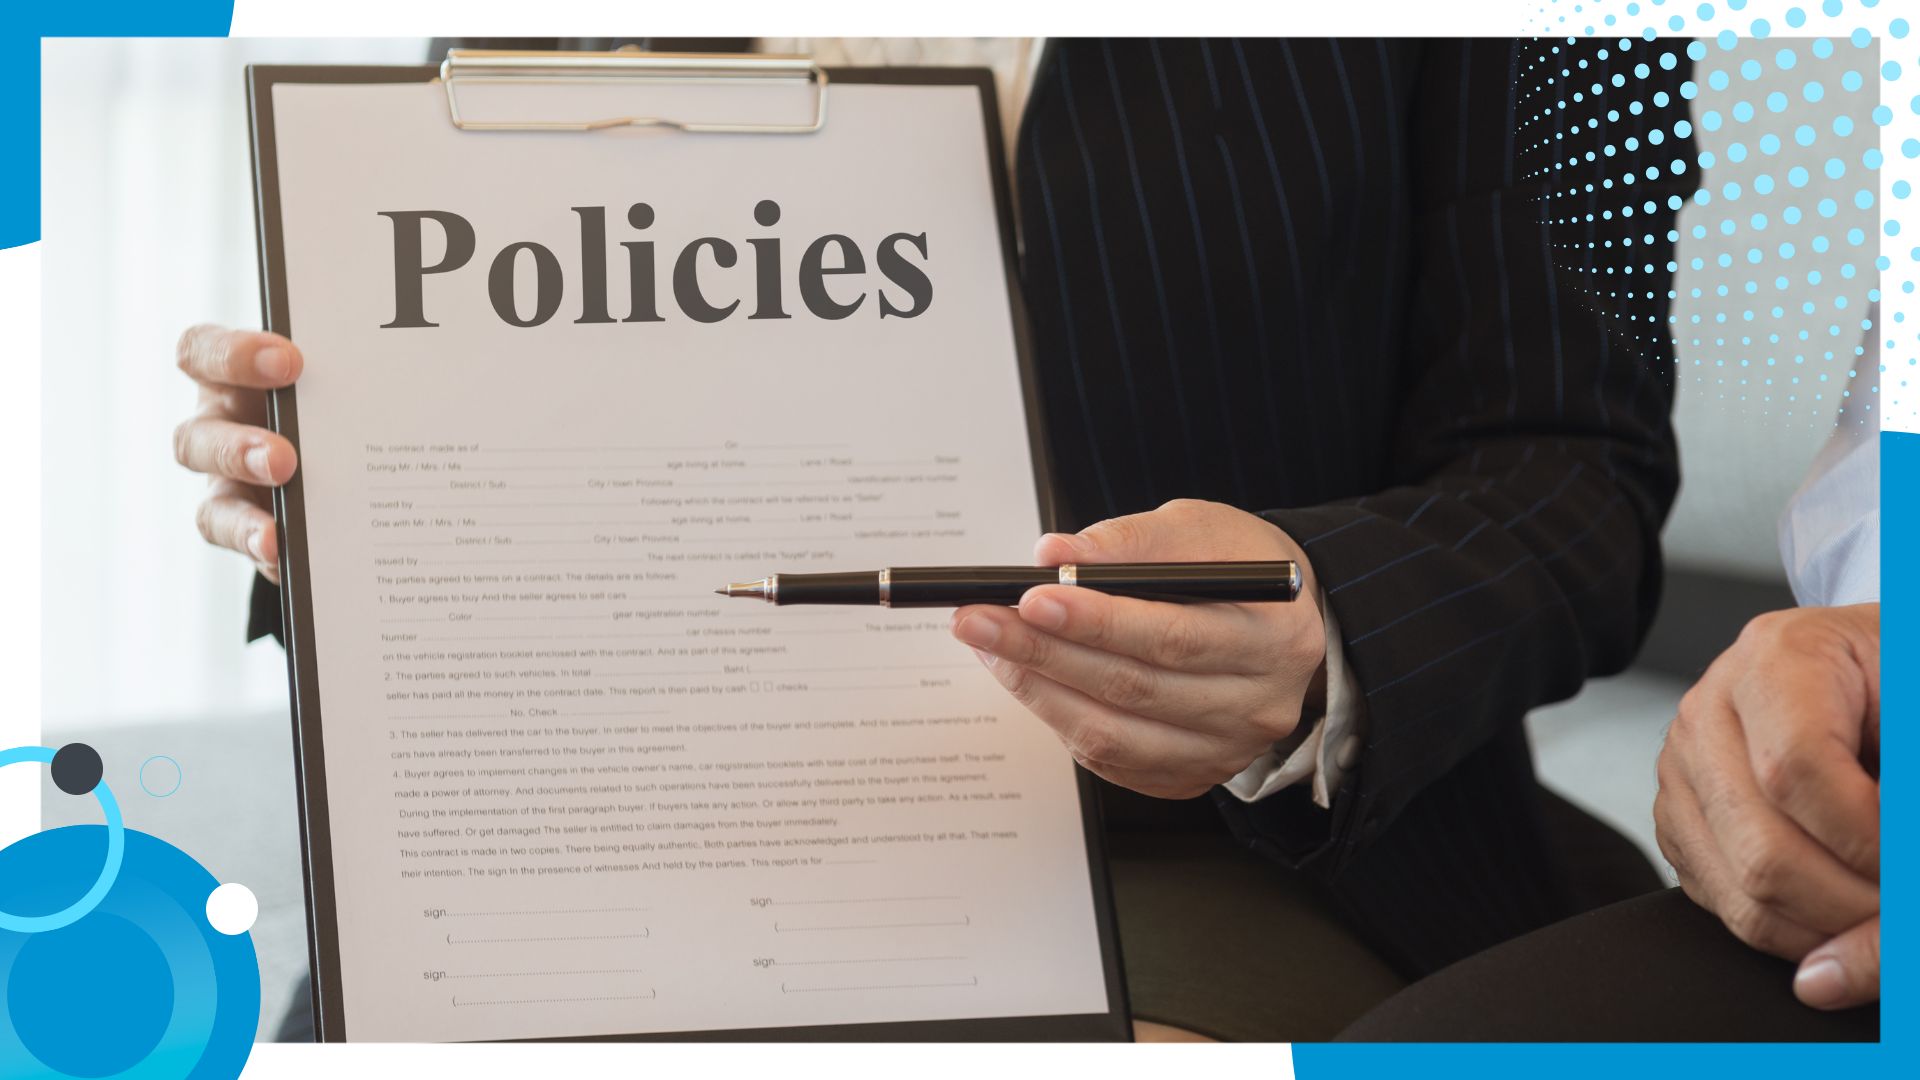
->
[716,579,771,601]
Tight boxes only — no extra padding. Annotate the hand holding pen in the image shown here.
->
[961,501,1326,798]
[728,499,1329,800]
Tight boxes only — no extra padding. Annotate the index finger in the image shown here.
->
[177,324,303,389]
[1015,584,1284,676]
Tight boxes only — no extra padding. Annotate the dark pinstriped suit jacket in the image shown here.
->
[1014,38,1694,974]
[255,37,1694,978]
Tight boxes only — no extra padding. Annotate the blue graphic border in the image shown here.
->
[3,4,1907,1074]
[0,1,235,249]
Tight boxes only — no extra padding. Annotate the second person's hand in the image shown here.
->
[1653,604,1880,1007]
[172,324,304,583]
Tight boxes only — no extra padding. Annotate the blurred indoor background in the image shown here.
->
[39,36,1881,1035]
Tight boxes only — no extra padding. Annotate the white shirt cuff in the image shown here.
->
[1221,597,1366,809]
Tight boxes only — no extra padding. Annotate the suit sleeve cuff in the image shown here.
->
[1221,594,1367,808]
[247,572,285,645]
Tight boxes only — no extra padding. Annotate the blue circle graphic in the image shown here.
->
[8,913,174,1076]
[0,746,123,933]
[139,756,183,799]
[0,827,259,1079]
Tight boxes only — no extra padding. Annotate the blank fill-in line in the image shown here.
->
[417,502,630,509]
[752,665,975,675]
[448,930,650,945]
[588,670,719,678]
[443,906,652,917]
[481,444,721,453]
[454,991,657,1006]
[428,558,659,566]
[444,968,645,979]
[537,633,687,640]
[767,896,960,906]
[420,630,560,638]
[781,978,977,993]
[684,534,854,542]
[774,917,969,933]
[772,956,967,967]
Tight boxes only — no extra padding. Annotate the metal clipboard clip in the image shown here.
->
[439,48,829,134]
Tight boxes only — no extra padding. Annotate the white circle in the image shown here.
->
[205,882,258,936]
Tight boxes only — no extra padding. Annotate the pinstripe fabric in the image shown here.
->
[1016,39,1694,975]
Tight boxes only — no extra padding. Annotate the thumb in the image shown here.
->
[1794,915,1880,1010]
[1036,507,1181,566]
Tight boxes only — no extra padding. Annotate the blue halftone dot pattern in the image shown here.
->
[1532,0,1914,435]
[1518,34,1695,372]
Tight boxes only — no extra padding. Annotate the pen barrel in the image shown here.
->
[760,563,1300,606]
[882,562,1299,607]
[1068,562,1299,604]
[885,567,1057,607]
[767,571,881,605]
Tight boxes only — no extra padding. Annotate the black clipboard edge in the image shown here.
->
[246,60,1131,1044]
[246,61,345,1047]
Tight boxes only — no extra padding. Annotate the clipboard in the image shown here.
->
[247,50,1130,1043]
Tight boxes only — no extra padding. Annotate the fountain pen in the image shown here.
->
[714,562,1299,607]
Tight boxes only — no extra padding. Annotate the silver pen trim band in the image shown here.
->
[1058,564,1078,587]
[766,574,779,605]
[877,568,891,607]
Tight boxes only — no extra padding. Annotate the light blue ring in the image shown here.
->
[0,746,124,933]
[138,755,182,798]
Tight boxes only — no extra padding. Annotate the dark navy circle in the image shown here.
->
[50,744,102,797]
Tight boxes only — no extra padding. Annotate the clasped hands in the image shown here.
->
[1655,603,1881,1010]
[950,499,1328,800]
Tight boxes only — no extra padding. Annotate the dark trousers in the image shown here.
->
[1338,887,1878,1042]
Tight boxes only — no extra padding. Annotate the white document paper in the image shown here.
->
[266,77,1109,1041]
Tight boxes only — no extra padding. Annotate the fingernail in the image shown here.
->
[953,612,1000,650]
[1794,956,1848,1009]
[256,346,291,382]
[245,444,275,482]
[1023,593,1067,631]
[247,528,267,562]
